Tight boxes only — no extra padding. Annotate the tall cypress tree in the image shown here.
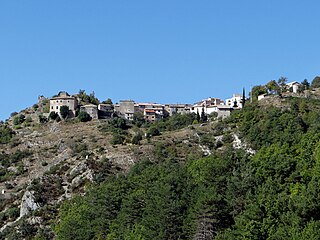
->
[242,88,246,108]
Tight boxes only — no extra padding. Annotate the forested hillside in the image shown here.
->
[53,96,320,240]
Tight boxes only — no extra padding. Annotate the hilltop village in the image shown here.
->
[39,80,304,123]
[43,91,244,122]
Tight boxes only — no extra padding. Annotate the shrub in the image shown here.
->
[13,114,25,125]
[0,125,15,144]
[78,111,92,122]
[132,133,143,145]
[111,133,125,145]
[48,111,59,121]
[10,112,18,118]
[6,207,19,220]
[147,126,160,137]
[38,115,48,124]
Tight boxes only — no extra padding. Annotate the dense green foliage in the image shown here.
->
[60,106,70,119]
[55,97,320,239]
[13,114,25,125]
[311,76,320,88]
[77,111,92,122]
[0,125,15,144]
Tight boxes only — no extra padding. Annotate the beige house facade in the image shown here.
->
[49,91,78,117]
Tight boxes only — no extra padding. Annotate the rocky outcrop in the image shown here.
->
[20,190,40,218]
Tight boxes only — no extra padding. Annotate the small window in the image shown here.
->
[51,106,53,109]
[56,106,59,109]
[56,100,58,103]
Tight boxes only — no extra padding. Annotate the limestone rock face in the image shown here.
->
[20,190,40,218]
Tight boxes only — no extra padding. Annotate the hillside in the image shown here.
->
[2,95,320,239]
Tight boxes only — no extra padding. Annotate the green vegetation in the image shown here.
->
[48,111,59,121]
[54,96,320,239]
[0,125,15,144]
[13,114,25,125]
[311,76,320,88]
[77,89,100,105]
[77,111,92,122]
[60,106,69,119]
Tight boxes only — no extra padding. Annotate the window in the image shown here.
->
[56,106,59,110]
[51,106,53,109]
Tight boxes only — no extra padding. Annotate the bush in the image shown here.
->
[13,114,25,125]
[0,125,15,144]
[10,112,18,118]
[132,133,143,145]
[111,133,125,145]
[311,76,320,88]
[78,111,92,122]
[147,126,160,137]
[6,207,19,220]
[38,115,48,124]
[48,111,59,121]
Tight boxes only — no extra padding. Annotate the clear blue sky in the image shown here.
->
[1,0,320,120]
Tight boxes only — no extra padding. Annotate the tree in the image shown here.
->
[311,76,320,88]
[147,126,160,137]
[242,88,246,108]
[196,110,201,123]
[301,79,310,90]
[277,77,288,94]
[49,111,59,121]
[266,80,280,95]
[78,111,92,122]
[251,85,267,102]
[102,98,113,105]
[60,106,70,119]
[201,107,207,122]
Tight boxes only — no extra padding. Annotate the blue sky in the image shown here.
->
[1,0,320,120]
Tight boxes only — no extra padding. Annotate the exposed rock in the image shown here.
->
[20,190,40,218]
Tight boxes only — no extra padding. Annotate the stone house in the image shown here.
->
[144,107,164,122]
[49,91,78,117]
[98,104,114,118]
[117,100,135,120]
[164,104,192,116]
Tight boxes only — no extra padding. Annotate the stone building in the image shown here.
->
[80,104,98,119]
[98,104,114,118]
[164,104,192,116]
[144,107,164,122]
[49,91,78,117]
[118,100,135,120]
